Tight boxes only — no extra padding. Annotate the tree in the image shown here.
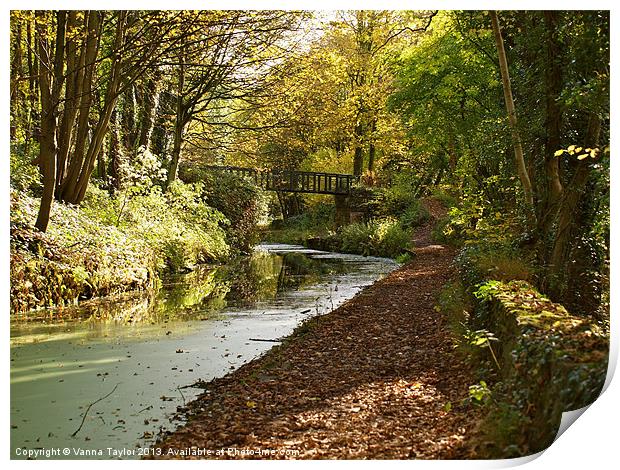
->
[489,11,535,225]
[27,11,203,229]
[392,10,609,312]
[162,11,304,189]
[329,10,437,176]
[33,10,65,231]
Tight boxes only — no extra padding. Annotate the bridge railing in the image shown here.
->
[203,165,360,195]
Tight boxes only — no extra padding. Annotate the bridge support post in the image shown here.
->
[334,194,351,227]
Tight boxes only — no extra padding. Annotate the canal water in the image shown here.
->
[10,244,397,459]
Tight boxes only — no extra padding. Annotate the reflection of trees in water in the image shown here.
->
[81,266,231,324]
[160,267,230,317]
[222,252,349,306]
[221,252,282,305]
[13,251,352,326]
[13,267,232,326]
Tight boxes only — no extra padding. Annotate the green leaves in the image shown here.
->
[468,381,491,403]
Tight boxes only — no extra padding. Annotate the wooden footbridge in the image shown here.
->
[204,165,360,195]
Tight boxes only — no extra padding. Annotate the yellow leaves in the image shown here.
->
[245,400,257,409]
[554,146,600,160]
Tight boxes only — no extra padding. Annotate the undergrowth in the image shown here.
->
[10,175,266,312]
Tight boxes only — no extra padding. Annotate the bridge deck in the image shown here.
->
[204,165,359,195]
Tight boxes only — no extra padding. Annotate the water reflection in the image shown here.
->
[12,249,351,338]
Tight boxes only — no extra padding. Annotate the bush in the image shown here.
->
[10,144,41,192]
[120,182,230,270]
[399,200,430,229]
[340,222,376,255]
[454,241,534,291]
[366,175,430,231]
[264,201,336,245]
[376,173,420,217]
[199,172,268,253]
[280,203,335,231]
[436,280,472,332]
[178,162,269,253]
[339,218,411,258]
[10,190,156,312]
[430,185,458,209]
[432,193,520,247]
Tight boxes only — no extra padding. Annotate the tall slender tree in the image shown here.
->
[489,10,535,226]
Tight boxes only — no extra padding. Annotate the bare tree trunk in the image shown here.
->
[121,84,137,150]
[166,48,186,190]
[167,113,187,190]
[34,11,66,231]
[448,131,458,171]
[72,12,127,203]
[96,146,107,180]
[543,11,563,203]
[367,118,377,172]
[56,11,83,195]
[536,10,564,244]
[10,16,23,140]
[58,11,101,202]
[25,18,36,154]
[353,122,364,176]
[28,18,41,147]
[150,91,173,156]
[490,11,536,226]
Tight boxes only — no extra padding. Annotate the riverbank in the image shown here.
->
[10,175,265,313]
[151,212,481,459]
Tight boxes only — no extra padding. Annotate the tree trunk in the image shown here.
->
[55,10,83,195]
[367,118,377,172]
[96,146,107,180]
[166,50,186,190]
[150,91,173,156]
[543,11,563,202]
[548,113,601,292]
[108,108,122,191]
[72,12,127,203]
[448,132,458,171]
[490,11,536,226]
[10,17,23,140]
[34,11,66,232]
[25,18,37,154]
[166,113,186,190]
[121,84,137,150]
[537,11,564,242]
[58,11,101,202]
[137,69,162,149]
[353,121,364,176]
